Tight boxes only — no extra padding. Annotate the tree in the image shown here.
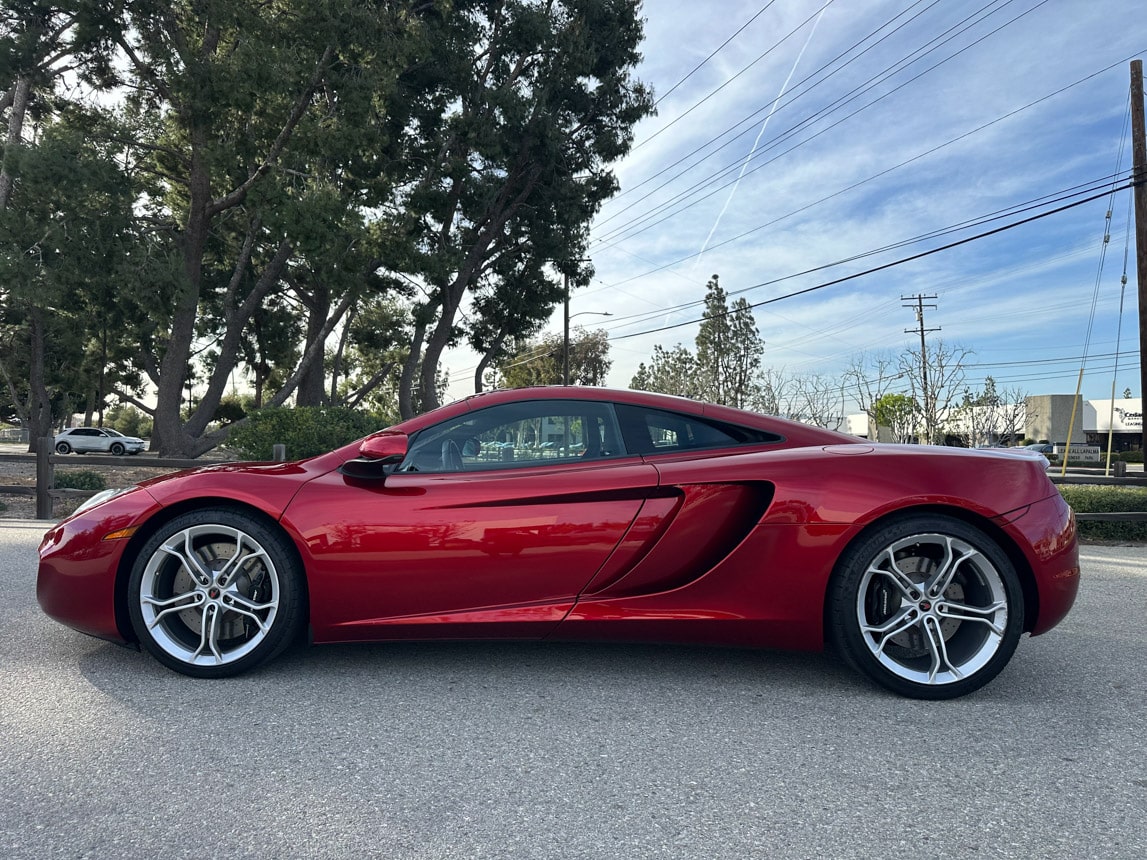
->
[0,122,133,450]
[753,366,797,416]
[872,393,919,443]
[845,351,903,432]
[997,386,1028,445]
[468,263,564,394]
[633,274,764,407]
[496,329,611,389]
[1,1,652,451]
[694,275,763,408]
[899,339,972,444]
[630,344,701,399]
[786,374,842,429]
[85,0,423,455]
[389,0,653,417]
[956,376,1001,447]
[1,2,119,210]
[956,378,1028,446]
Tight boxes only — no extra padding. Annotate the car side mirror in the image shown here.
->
[339,432,408,481]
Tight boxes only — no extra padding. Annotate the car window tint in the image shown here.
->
[402,401,625,473]
[614,404,781,455]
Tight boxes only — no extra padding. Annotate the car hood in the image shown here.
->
[136,458,338,519]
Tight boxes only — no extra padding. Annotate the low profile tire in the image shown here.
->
[55,442,71,454]
[110,442,125,455]
[828,514,1024,700]
[127,508,306,678]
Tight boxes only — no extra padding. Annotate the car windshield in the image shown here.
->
[104,429,125,437]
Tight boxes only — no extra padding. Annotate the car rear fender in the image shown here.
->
[819,502,1047,644]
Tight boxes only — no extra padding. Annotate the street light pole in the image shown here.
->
[563,304,613,386]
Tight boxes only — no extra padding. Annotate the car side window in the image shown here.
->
[401,401,625,473]
[614,404,781,455]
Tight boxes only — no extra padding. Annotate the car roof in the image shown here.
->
[385,386,853,446]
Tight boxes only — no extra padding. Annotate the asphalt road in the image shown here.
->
[1,520,1144,860]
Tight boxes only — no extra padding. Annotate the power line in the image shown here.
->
[635,0,835,151]
[650,2,778,110]
[595,0,1052,248]
[606,181,1136,342]
[603,0,973,219]
[588,173,1130,334]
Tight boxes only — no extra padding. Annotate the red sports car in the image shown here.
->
[37,387,1079,698]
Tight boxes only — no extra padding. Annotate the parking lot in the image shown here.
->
[1,520,1144,859]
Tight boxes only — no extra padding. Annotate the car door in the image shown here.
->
[74,428,107,453]
[290,400,662,641]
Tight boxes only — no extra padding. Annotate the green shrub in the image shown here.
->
[226,406,381,461]
[1115,450,1144,463]
[55,470,107,492]
[105,404,153,439]
[1058,484,1147,542]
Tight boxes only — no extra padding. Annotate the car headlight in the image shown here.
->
[72,486,137,516]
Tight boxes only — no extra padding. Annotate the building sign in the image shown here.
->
[1086,399,1143,433]
[1054,444,1101,462]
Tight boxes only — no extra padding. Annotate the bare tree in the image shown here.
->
[998,386,1029,444]
[844,351,904,430]
[899,340,973,444]
[753,366,798,416]
[787,374,843,429]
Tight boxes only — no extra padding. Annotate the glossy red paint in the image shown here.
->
[993,490,1079,635]
[37,487,162,643]
[290,455,659,641]
[35,386,1079,691]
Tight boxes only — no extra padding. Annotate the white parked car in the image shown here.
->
[54,427,146,456]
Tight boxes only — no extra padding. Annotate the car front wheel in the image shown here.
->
[55,442,71,454]
[110,442,125,455]
[828,515,1024,699]
[127,508,306,678]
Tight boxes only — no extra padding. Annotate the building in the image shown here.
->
[834,394,1144,451]
[1084,398,1143,451]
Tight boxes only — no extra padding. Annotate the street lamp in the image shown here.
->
[563,299,611,385]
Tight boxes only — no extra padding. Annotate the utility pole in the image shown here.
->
[563,272,570,386]
[903,294,940,443]
[1130,60,1147,454]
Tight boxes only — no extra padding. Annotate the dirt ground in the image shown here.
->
[0,445,231,520]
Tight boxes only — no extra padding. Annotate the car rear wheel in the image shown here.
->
[828,515,1024,699]
[55,442,71,454]
[110,442,125,455]
[127,508,306,678]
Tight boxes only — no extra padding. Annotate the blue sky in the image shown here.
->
[442,0,1147,409]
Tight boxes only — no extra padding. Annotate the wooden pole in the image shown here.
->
[1130,60,1147,453]
[563,273,570,386]
[36,437,53,519]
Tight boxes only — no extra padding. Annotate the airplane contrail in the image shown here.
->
[696,2,830,270]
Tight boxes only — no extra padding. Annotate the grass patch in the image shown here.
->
[1058,484,1147,542]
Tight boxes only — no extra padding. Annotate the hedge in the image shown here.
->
[226,406,382,461]
[1058,485,1147,542]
